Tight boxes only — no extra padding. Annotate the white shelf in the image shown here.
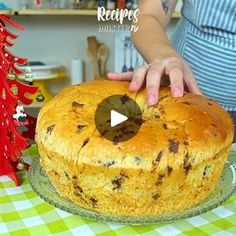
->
[0,10,13,15]
[1,9,181,18]
[16,9,97,16]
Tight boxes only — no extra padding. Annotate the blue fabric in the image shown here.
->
[171,0,236,111]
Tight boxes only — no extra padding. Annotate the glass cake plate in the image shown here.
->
[28,156,236,225]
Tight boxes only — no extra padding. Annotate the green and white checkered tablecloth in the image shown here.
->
[1,146,236,236]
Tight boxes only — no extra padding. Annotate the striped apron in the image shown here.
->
[171,0,236,113]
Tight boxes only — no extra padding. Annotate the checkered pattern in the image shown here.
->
[0,146,236,236]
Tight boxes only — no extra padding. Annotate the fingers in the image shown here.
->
[166,62,184,98]
[146,66,164,106]
[107,66,149,92]
[107,56,202,108]
[107,72,133,81]
[129,65,149,92]
[184,64,203,95]
[167,59,203,97]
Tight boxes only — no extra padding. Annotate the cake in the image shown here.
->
[36,80,234,216]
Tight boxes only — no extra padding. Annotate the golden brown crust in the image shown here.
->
[36,80,234,216]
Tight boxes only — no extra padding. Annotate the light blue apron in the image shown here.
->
[171,0,236,112]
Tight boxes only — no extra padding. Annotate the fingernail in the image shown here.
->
[148,94,156,106]
[107,73,115,79]
[130,81,138,90]
[173,88,182,97]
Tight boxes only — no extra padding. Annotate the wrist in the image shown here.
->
[154,49,179,60]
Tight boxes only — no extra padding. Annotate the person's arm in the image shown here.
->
[108,0,201,106]
[132,0,177,62]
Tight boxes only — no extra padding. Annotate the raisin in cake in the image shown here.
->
[36,80,234,216]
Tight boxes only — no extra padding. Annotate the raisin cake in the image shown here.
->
[36,80,234,216]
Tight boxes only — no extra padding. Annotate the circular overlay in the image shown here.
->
[95,94,143,143]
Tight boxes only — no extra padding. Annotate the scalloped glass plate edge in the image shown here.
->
[28,157,236,225]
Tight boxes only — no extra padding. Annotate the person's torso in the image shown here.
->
[182,0,236,36]
[171,0,236,111]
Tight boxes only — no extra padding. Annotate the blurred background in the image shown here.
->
[0,0,182,112]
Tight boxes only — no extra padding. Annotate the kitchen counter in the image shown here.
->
[0,146,236,236]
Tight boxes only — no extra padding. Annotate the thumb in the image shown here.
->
[107,72,133,81]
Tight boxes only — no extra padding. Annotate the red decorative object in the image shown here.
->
[22,115,38,141]
[0,15,38,186]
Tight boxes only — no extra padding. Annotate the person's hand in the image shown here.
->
[107,53,202,106]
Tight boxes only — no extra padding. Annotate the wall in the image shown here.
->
[11,15,115,85]
[3,1,180,92]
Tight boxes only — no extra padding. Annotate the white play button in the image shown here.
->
[95,94,143,143]
[110,110,128,127]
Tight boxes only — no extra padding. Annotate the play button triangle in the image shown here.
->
[110,110,128,127]
[94,94,143,143]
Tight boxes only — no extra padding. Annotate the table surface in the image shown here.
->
[1,145,236,236]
